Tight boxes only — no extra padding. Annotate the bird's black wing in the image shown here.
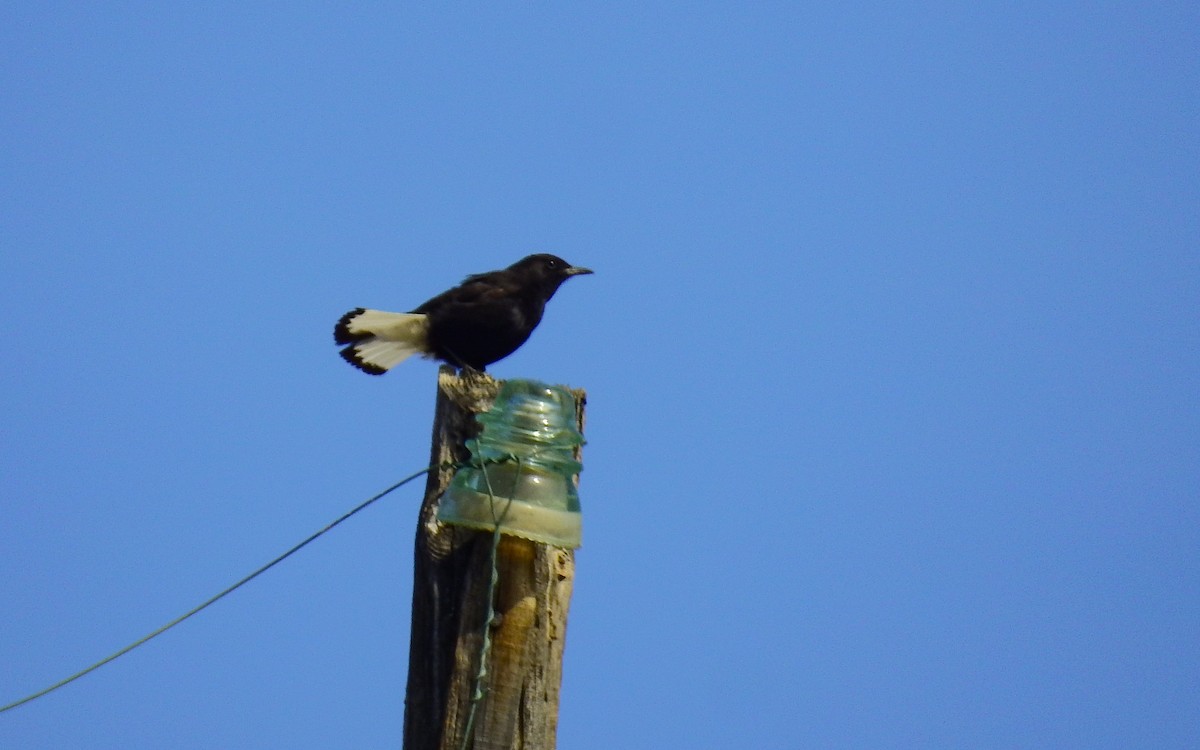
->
[410,267,542,369]
[410,268,513,315]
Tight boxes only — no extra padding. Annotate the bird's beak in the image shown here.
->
[565,266,594,276]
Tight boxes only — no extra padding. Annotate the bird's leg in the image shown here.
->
[458,363,489,389]
[442,346,487,380]
[442,346,469,371]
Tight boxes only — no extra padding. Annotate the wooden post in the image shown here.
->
[403,367,584,750]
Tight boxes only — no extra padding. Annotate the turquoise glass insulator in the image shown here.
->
[437,379,584,548]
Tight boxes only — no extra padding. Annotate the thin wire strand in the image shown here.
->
[0,464,440,715]
[459,455,522,750]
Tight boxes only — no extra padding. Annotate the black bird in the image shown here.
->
[334,253,593,374]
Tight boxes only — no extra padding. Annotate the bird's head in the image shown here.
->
[510,253,594,297]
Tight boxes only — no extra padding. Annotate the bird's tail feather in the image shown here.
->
[334,308,429,375]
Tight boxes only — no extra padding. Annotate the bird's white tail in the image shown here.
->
[334,309,430,375]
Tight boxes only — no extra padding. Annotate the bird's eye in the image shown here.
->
[545,258,559,269]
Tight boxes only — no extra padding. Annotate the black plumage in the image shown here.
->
[334,253,593,374]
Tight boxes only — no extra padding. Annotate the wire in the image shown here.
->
[458,454,522,750]
[0,464,439,714]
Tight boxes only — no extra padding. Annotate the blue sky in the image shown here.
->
[2,3,1197,748]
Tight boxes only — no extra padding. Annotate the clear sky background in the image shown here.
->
[2,4,1197,748]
